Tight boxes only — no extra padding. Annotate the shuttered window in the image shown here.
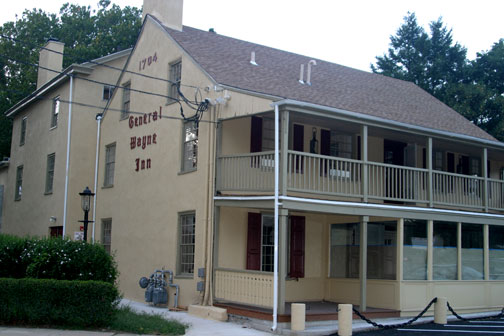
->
[246,212,305,277]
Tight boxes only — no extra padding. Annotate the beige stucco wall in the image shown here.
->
[2,53,128,238]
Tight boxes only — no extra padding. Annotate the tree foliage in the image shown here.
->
[0,2,142,157]
[372,13,504,141]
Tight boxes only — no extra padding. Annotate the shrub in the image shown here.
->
[0,235,117,283]
[0,278,119,327]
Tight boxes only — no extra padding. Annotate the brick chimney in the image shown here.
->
[37,39,64,89]
[142,0,183,31]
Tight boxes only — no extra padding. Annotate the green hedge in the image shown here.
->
[0,235,117,283]
[0,278,119,327]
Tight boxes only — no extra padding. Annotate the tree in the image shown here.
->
[372,13,504,141]
[371,12,467,100]
[0,2,142,157]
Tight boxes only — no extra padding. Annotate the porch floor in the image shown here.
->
[214,301,400,322]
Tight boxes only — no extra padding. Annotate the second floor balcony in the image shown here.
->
[215,109,504,214]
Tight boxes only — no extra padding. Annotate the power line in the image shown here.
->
[0,33,201,90]
[3,86,217,124]
[0,52,184,106]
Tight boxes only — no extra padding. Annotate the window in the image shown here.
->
[403,219,427,280]
[51,97,60,128]
[178,212,195,275]
[169,60,182,101]
[49,226,63,238]
[45,153,55,194]
[121,82,130,119]
[20,117,27,146]
[104,143,116,187]
[490,225,504,280]
[15,165,23,201]
[250,116,282,153]
[246,213,305,276]
[181,121,198,172]
[330,221,396,279]
[461,223,483,280]
[103,85,114,100]
[102,219,112,254]
[433,221,457,280]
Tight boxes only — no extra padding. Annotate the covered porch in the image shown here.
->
[211,198,504,319]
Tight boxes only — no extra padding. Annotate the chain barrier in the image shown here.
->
[351,297,437,330]
[447,302,504,322]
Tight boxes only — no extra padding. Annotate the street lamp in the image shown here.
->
[79,186,95,242]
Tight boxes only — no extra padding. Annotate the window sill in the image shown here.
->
[49,125,57,131]
[44,191,53,195]
[178,168,197,175]
[175,274,194,280]
[14,198,21,202]
[102,184,114,189]
[119,115,129,121]
[165,99,179,106]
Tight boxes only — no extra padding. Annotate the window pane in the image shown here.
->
[330,223,360,278]
[461,224,483,280]
[182,122,198,171]
[45,153,55,194]
[433,221,457,280]
[490,225,504,280]
[179,213,195,275]
[104,144,116,186]
[51,97,60,127]
[403,219,427,280]
[368,221,396,280]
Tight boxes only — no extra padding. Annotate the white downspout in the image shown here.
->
[62,75,74,237]
[92,114,102,242]
[272,104,280,331]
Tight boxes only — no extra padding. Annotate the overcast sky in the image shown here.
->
[1,0,503,72]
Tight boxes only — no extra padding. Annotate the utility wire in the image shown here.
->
[3,86,217,124]
[0,52,185,107]
[0,33,201,90]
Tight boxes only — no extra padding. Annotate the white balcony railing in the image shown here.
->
[216,151,504,211]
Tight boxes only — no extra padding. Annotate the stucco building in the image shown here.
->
[3,0,504,327]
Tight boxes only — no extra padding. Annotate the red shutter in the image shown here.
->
[289,216,305,278]
[246,212,261,270]
[250,116,263,153]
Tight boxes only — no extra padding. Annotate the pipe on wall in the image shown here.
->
[62,74,74,237]
[92,114,102,242]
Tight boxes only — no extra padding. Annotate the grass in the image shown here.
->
[107,306,187,335]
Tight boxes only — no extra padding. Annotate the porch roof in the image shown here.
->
[159,20,497,143]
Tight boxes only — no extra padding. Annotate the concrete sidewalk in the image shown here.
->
[0,299,501,336]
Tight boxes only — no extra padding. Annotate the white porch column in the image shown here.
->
[483,148,488,212]
[278,209,289,314]
[359,215,368,311]
[361,125,368,202]
[397,218,404,281]
[427,220,433,281]
[457,222,462,280]
[281,111,290,195]
[484,224,490,280]
[427,137,433,207]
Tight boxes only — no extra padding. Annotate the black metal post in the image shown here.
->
[83,209,89,242]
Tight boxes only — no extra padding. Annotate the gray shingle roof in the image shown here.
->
[163,24,496,141]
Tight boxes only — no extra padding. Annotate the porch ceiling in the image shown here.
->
[214,196,504,225]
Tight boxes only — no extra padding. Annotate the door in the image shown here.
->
[384,140,407,200]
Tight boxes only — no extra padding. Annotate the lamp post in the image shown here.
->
[79,186,95,242]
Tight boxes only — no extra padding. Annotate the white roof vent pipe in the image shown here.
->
[250,51,258,66]
[307,60,317,85]
[299,64,305,84]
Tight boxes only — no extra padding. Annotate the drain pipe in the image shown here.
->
[92,113,102,242]
[156,269,179,309]
[62,74,74,237]
[272,104,280,331]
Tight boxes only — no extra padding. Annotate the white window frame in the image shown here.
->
[103,143,116,187]
[50,96,60,128]
[15,165,23,201]
[181,121,198,172]
[45,153,55,194]
[102,218,112,254]
[168,60,182,103]
[261,213,275,272]
[121,82,130,120]
[103,85,114,101]
[20,117,27,146]
[177,212,195,276]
